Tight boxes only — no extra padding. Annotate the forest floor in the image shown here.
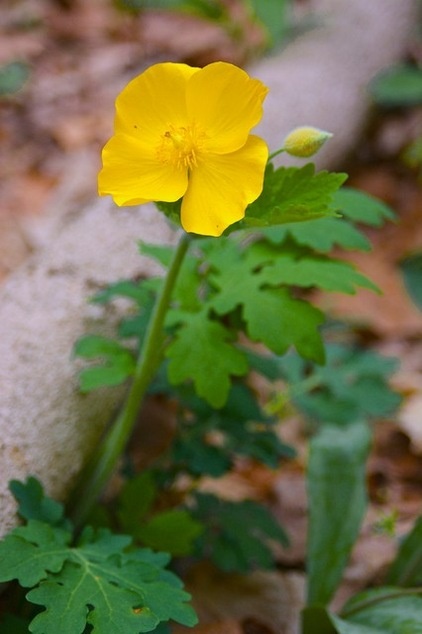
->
[1,2,421,633]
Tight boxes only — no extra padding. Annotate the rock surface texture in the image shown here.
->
[0,0,418,536]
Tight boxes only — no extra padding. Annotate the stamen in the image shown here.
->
[157,124,204,170]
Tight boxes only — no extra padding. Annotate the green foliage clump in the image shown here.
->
[0,478,197,634]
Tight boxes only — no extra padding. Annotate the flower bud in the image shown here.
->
[282,126,333,158]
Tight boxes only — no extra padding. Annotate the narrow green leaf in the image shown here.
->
[341,587,422,633]
[386,515,422,586]
[307,422,371,605]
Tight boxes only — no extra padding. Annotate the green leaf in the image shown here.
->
[400,252,422,310]
[0,520,71,587]
[249,0,290,48]
[92,279,153,306]
[74,334,132,359]
[332,187,395,225]
[136,509,204,556]
[154,199,182,227]
[370,64,422,106]
[169,382,295,477]
[166,312,248,408]
[0,520,197,633]
[173,435,231,477]
[139,242,175,268]
[307,422,372,605]
[330,613,380,634]
[210,258,325,363]
[28,560,159,634]
[74,335,136,391]
[245,164,347,227]
[341,587,422,633]
[263,217,371,252]
[248,244,378,293]
[193,494,289,573]
[245,288,325,362]
[0,61,29,95]
[9,476,67,528]
[386,515,422,586]
[279,344,401,425]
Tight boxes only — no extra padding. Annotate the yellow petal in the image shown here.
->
[186,62,268,154]
[114,63,199,143]
[181,135,268,236]
[98,133,188,205]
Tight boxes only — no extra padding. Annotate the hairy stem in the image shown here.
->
[68,232,191,529]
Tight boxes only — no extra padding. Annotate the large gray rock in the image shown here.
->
[0,0,417,537]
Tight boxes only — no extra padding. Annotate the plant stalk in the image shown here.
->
[68,232,191,529]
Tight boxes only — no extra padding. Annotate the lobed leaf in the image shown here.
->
[332,187,395,226]
[193,493,289,573]
[263,217,371,252]
[74,334,136,391]
[169,382,295,476]
[0,520,71,587]
[10,476,67,527]
[245,163,347,227]
[209,254,325,363]
[0,478,197,634]
[277,343,401,425]
[166,311,248,408]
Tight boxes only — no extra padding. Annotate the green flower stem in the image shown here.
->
[69,232,192,530]
[268,147,286,161]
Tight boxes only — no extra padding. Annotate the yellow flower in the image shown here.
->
[282,126,332,158]
[98,62,269,237]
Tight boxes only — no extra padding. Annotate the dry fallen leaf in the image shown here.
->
[182,562,305,634]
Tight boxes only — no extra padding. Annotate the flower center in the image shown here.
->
[157,124,204,170]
